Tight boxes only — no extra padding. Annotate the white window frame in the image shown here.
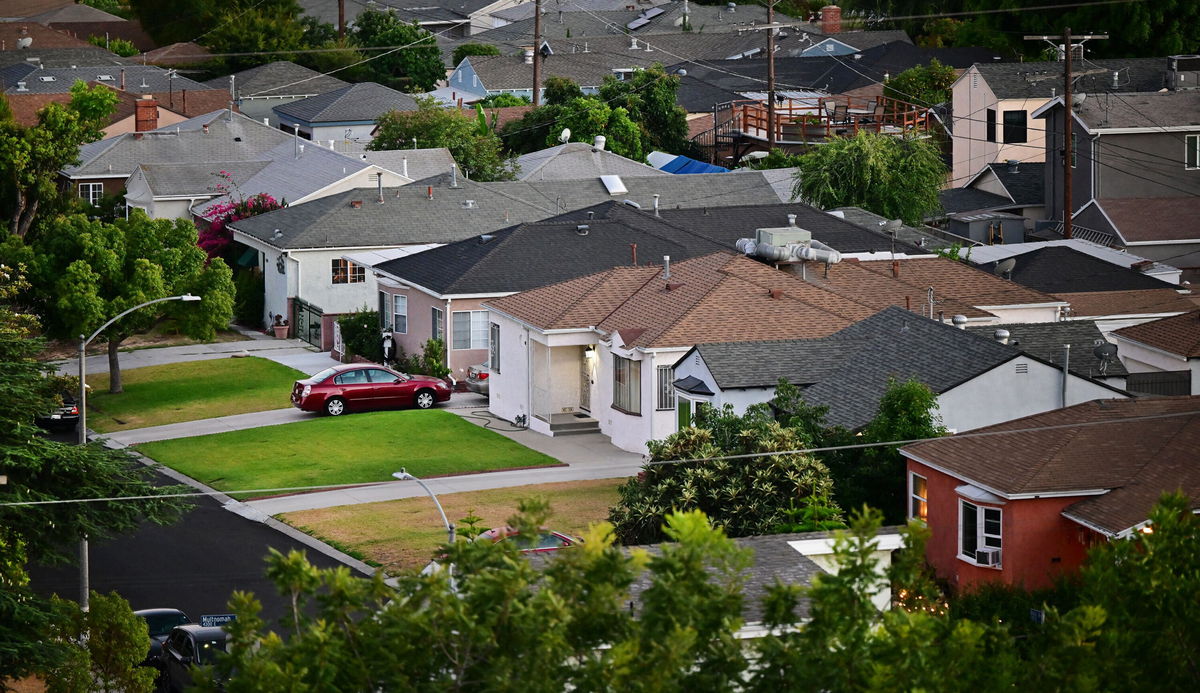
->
[612,354,641,415]
[431,307,444,342]
[392,294,408,334]
[331,258,364,285]
[79,182,103,206]
[1187,134,1200,170]
[909,472,928,523]
[451,310,488,350]
[958,500,1002,566]
[655,365,675,410]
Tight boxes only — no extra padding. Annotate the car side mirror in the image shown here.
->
[394,378,402,383]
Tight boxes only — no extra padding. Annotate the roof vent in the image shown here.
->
[479,234,495,244]
[622,199,641,209]
[272,229,283,240]
[952,314,968,329]
[593,135,606,151]
[787,213,797,227]
[462,199,476,209]
[97,74,114,81]
[576,224,590,235]
[38,75,55,82]
[993,329,1010,345]
[15,81,27,91]
[350,200,363,209]
[1006,159,1020,173]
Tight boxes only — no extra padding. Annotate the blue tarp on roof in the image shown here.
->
[658,155,729,175]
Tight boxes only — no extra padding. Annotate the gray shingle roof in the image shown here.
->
[937,187,1013,215]
[356,147,456,181]
[230,169,786,250]
[2,63,208,94]
[967,320,1129,379]
[205,60,350,99]
[137,160,269,197]
[978,246,1176,294]
[1074,90,1200,129]
[687,338,861,390]
[984,161,1044,206]
[0,46,131,69]
[974,57,1167,99]
[273,82,418,124]
[515,142,666,181]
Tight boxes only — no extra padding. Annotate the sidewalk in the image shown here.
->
[55,337,340,377]
[103,407,311,446]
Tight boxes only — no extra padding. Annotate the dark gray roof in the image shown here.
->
[1074,90,1200,129]
[372,201,728,294]
[983,162,1044,206]
[937,187,1014,215]
[205,60,350,99]
[814,29,912,52]
[0,46,131,69]
[273,82,418,124]
[672,375,715,396]
[830,207,957,252]
[974,57,1167,99]
[686,338,860,391]
[231,169,785,250]
[1,63,208,94]
[980,246,1176,294]
[966,320,1129,379]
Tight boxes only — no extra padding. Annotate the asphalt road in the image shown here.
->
[27,462,353,627]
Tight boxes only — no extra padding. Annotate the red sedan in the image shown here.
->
[291,364,452,416]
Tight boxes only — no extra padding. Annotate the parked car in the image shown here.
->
[159,624,229,693]
[465,364,490,396]
[35,391,79,431]
[133,608,190,668]
[290,364,452,416]
[476,527,583,553]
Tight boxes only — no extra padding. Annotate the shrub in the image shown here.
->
[337,308,384,363]
[398,338,450,379]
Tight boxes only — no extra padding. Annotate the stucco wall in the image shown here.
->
[308,123,378,146]
[1115,338,1200,394]
[486,312,531,427]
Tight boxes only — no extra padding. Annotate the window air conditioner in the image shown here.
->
[975,548,1001,566]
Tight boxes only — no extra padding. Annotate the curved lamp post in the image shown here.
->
[76,293,201,610]
[393,469,455,544]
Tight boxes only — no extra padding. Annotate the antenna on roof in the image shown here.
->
[994,257,1016,280]
[558,127,571,143]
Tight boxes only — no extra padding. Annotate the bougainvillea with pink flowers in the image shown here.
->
[198,170,284,258]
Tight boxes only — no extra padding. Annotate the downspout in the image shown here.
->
[525,326,533,424]
[1061,343,1071,408]
[444,298,453,382]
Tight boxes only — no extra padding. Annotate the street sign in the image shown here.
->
[200,613,237,628]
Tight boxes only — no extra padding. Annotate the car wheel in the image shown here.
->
[325,397,347,416]
[415,390,435,409]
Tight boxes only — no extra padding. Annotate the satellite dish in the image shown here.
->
[16,36,33,49]
[1093,342,1117,375]
[558,128,571,143]
[994,258,1016,278]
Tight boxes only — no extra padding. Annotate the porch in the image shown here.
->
[528,342,599,436]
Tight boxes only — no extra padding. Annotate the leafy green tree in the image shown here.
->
[477,93,531,108]
[548,97,644,160]
[0,528,64,683]
[44,591,156,693]
[201,2,308,73]
[350,9,444,92]
[86,35,139,57]
[598,65,689,154]
[0,81,118,239]
[746,148,806,170]
[609,402,841,544]
[370,97,514,181]
[32,212,235,393]
[542,76,583,106]
[792,131,946,224]
[884,58,957,107]
[452,42,500,67]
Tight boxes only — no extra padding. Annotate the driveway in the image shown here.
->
[55,337,340,377]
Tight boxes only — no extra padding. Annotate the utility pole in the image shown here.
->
[766,0,776,147]
[338,0,345,41]
[532,0,542,106]
[1025,30,1107,241]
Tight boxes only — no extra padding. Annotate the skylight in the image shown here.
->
[600,175,627,195]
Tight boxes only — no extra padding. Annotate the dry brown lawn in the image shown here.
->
[280,479,624,573]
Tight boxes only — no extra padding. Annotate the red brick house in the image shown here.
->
[901,396,1200,591]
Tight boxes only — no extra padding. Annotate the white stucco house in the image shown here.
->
[1112,310,1200,396]
[272,82,418,145]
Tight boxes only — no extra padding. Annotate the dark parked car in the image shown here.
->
[159,624,229,693]
[476,527,582,553]
[35,391,79,431]
[290,364,452,416]
[465,364,490,396]
[134,608,189,668]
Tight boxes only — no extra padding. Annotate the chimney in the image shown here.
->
[662,255,671,282]
[653,194,660,217]
[119,68,125,91]
[427,185,433,200]
[593,135,606,150]
[891,259,900,278]
[135,95,158,132]
[768,288,784,299]
[202,123,209,135]
[631,243,638,265]
[993,329,1011,345]
[820,5,842,34]
[350,200,363,209]
[522,46,534,64]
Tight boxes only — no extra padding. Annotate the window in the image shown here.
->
[1071,132,1078,168]
[378,291,388,329]
[612,354,641,414]
[452,310,488,350]
[331,259,364,284]
[364,368,398,383]
[489,322,500,372]
[985,108,996,142]
[959,500,1002,561]
[79,182,103,206]
[334,369,368,385]
[909,472,928,522]
[392,294,407,334]
[656,365,676,410]
[1187,134,1199,170]
[1002,110,1027,144]
[431,307,444,342]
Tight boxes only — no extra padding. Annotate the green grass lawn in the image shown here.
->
[136,410,561,497]
[87,357,305,432]
[280,478,623,573]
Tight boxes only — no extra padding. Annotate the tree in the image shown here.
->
[0,81,118,239]
[547,97,644,160]
[884,59,957,107]
[477,93,530,108]
[43,592,156,693]
[609,402,841,544]
[201,2,308,73]
[350,9,444,92]
[598,65,690,154]
[199,170,285,259]
[370,97,514,181]
[542,76,583,106]
[31,212,235,393]
[86,35,139,57]
[792,131,946,225]
[452,42,500,67]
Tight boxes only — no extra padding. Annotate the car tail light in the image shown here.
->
[302,385,311,398]
[68,406,78,415]
[477,372,488,380]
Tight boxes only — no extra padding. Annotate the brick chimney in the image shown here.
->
[820,4,842,34]
[135,95,158,132]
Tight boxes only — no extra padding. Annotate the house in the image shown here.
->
[1112,310,1200,396]
[978,246,1179,296]
[28,2,156,51]
[141,42,212,67]
[1033,86,1200,270]
[671,306,1126,434]
[484,251,880,452]
[965,319,1128,389]
[204,61,350,128]
[938,161,1046,233]
[272,82,418,144]
[0,20,128,68]
[302,0,529,38]
[514,140,667,181]
[901,396,1200,591]
[1057,288,1198,335]
[949,57,1167,187]
[1,63,217,113]
[957,239,1182,286]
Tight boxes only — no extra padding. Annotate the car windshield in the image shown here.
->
[310,367,339,382]
[143,612,188,637]
[194,638,227,665]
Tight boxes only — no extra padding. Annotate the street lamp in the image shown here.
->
[75,293,200,610]
[392,469,455,544]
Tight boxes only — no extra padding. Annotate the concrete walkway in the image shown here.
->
[55,336,341,377]
[103,407,311,446]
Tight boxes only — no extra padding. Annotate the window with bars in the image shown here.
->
[655,365,675,410]
[452,310,488,350]
[613,354,641,415]
[959,500,1001,560]
[331,259,364,284]
[79,182,104,206]
[392,294,407,334]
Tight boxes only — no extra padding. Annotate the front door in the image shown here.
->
[580,355,592,412]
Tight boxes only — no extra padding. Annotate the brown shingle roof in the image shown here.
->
[141,42,211,66]
[1102,197,1200,243]
[0,20,92,49]
[903,396,1200,535]
[6,82,231,126]
[856,257,1063,308]
[1114,309,1200,358]
[1059,288,1198,317]
[804,260,995,319]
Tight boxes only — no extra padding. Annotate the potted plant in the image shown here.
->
[272,315,289,339]
[791,113,826,139]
